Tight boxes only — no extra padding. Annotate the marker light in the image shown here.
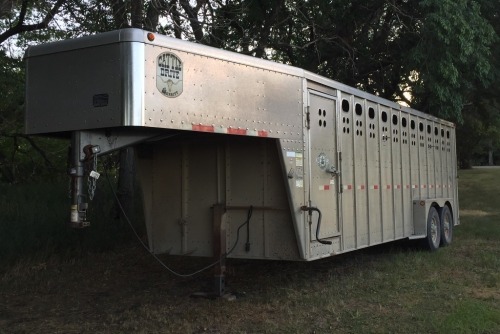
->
[147,32,155,41]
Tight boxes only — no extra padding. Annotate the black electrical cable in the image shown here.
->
[245,205,253,252]
[228,206,253,256]
[105,171,219,277]
[301,206,332,245]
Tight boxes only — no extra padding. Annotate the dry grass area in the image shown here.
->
[459,209,497,217]
[0,168,499,333]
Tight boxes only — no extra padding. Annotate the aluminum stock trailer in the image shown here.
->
[25,29,459,294]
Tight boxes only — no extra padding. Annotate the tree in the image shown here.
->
[1,0,499,181]
[0,0,74,183]
[454,0,499,167]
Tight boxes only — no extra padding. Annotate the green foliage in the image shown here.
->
[0,178,141,266]
[0,51,23,130]
[410,0,497,121]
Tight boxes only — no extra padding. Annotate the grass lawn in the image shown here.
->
[0,168,499,333]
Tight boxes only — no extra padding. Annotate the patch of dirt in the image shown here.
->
[467,287,500,301]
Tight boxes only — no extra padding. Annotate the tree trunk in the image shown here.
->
[131,0,143,28]
[487,139,494,166]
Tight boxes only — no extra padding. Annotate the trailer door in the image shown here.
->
[307,91,339,241]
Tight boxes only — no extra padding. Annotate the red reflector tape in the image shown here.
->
[192,124,214,132]
[228,128,247,135]
[191,124,269,137]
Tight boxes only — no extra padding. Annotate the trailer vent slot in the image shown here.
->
[342,100,350,112]
[368,107,375,119]
[92,94,109,107]
[355,103,362,116]
[381,111,388,122]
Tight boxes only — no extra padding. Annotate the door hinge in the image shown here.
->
[305,106,310,130]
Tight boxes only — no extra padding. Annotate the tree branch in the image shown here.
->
[0,132,55,169]
[0,0,67,45]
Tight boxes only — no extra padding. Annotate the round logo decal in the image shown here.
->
[316,153,329,170]
[156,52,183,98]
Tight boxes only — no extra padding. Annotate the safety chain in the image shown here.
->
[87,153,99,200]
[68,177,73,199]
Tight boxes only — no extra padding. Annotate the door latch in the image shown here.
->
[326,165,340,177]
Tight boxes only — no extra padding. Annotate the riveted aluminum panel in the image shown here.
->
[417,118,428,199]
[136,135,300,260]
[425,120,436,199]
[433,123,443,198]
[409,115,421,202]
[339,93,356,250]
[25,28,305,137]
[379,106,394,241]
[366,101,382,244]
[390,108,403,239]
[142,44,303,140]
[400,114,412,237]
[353,97,369,247]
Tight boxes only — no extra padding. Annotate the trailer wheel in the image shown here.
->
[439,205,453,247]
[424,206,441,251]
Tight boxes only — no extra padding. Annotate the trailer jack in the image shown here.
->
[67,129,167,229]
[301,206,332,245]
[68,132,101,228]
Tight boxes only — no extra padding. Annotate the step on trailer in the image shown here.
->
[25,29,459,295]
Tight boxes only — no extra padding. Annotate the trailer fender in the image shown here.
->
[411,198,454,239]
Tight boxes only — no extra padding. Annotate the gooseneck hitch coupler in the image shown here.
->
[300,206,332,245]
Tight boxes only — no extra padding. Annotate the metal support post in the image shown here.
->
[212,204,226,297]
[68,131,89,228]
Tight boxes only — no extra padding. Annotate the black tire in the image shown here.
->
[424,206,441,251]
[439,205,453,247]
